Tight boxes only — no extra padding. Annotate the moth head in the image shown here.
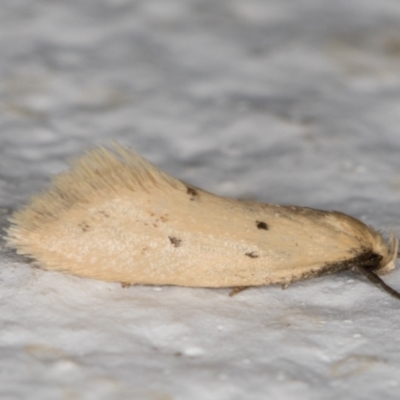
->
[356,232,400,300]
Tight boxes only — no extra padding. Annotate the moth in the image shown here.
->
[5,144,400,298]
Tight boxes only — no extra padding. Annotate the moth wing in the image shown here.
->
[6,145,396,287]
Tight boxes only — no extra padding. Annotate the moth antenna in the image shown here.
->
[355,265,400,300]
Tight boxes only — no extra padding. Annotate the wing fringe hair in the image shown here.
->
[7,144,185,235]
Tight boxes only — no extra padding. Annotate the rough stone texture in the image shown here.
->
[1,1,400,399]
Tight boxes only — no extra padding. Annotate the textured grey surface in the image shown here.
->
[2,1,400,399]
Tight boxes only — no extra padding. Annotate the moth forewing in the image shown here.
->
[5,145,398,297]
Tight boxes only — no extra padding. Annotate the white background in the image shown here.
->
[1,1,400,399]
